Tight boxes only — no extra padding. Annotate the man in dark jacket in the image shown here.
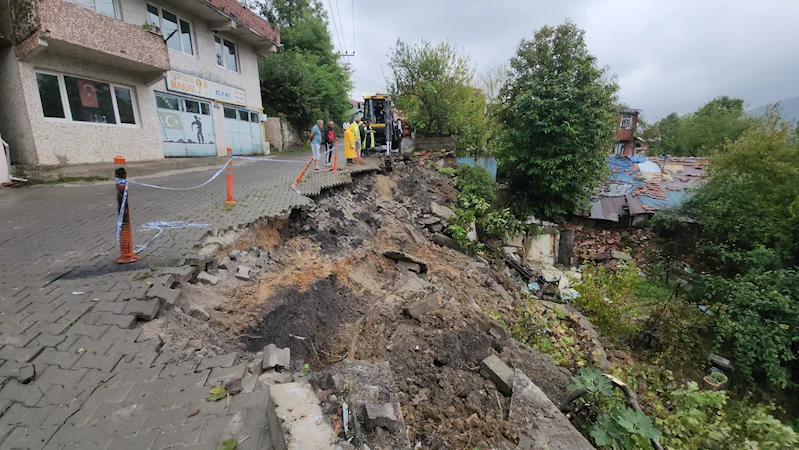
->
[323,121,336,168]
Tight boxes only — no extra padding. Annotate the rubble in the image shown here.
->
[262,344,290,371]
[258,369,294,386]
[430,202,455,220]
[481,354,515,396]
[382,251,429,274]
[364,403,398,430]
[218,256,232,270]
[196,271,219,285]
[235,265,252,281]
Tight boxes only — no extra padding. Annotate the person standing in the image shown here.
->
[324,121,336,168]
[308,119,323,171]
[344,118,360,165]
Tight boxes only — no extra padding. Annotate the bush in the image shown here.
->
[573,262,643,343]
[692,268,799,394]
[658,382,798,450]
[455,165,495,203]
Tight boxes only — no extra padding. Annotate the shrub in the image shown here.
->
[573,262,643,342]
[455,164,495,203]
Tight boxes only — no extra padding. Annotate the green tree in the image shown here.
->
[252,0,351,131]
[387,38,489,152]
[649,97,753,156]
[682,111,799,267]
[496,21,619,220]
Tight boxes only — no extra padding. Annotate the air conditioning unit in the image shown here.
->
[259,113,268,122]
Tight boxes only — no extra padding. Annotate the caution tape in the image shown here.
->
[127,161,229,191]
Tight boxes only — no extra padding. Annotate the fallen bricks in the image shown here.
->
[263,344,291,371]
[481,354,515,396]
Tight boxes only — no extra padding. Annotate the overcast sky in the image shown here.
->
[318,0,799,120]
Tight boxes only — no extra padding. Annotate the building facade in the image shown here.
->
[0,0,279,166]
[611,108,642,157]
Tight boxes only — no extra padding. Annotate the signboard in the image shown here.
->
[166,70,246,106]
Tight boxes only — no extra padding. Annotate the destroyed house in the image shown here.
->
[578,155,709,226]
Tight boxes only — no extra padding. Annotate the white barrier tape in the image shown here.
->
[135,221,209,254]
[128,161,229,191]
[114,183,128,243]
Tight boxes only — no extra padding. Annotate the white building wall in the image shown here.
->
[121,0,264,156]
[18,52,164,165]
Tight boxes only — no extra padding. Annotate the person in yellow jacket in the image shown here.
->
[344,119,361,164]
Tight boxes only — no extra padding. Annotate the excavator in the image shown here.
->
[362,93,401,154]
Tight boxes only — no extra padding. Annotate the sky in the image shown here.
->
[318,0,799,120]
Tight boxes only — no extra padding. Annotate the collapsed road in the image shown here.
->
[142,156,596,449]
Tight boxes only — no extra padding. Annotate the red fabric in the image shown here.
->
[77,79,99,108]
[327,130,335,142]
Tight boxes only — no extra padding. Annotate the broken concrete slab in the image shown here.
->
[206,259,218,275]
[403,296,440,320]
[188,303,210,322]
[268,382,336,450]
[541,267,563,283]
[196,271,219,286]
[382,251,428,274]
[365,403,398,430]
[229,250,242,260]
[258,369,294,387]
[160,266,197,284]
[432,233,463,252]
[430,202,455,220]
[236,265,252,281]
[218,256,232,270]
[481,354,514,396]
[509,369,595,450]
[262,344,290,371]
[611,250,633,261]
[396,260,422,273]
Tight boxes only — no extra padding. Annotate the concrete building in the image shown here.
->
[0,0,279,166]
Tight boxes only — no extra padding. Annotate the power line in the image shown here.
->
[351,0,355,53]
[333,0,348,52]
[352,69,384,90]
[327,0,345,54]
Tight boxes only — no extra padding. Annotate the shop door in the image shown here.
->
[156,93,216,157]
[223,107,263,155]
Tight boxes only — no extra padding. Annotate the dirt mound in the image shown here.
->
[172,157,576,449]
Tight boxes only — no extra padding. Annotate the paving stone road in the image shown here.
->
[0,150,378,449]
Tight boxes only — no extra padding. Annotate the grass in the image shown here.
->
[634,279,673,305]
[39,175,109,185]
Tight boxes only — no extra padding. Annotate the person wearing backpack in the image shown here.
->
[324,121,336,168]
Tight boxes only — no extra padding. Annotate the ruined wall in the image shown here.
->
[264,117,300,152]
[9,0,39,44]
[415,136,457,153]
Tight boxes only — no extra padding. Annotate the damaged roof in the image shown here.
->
[583,155,709,222]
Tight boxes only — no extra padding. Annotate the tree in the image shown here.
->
[476,61,508,105]
[386,39,480,140]
[250,0,351,131]
[648,97,753,156]
[681,109,799,268]
[496,21,619,220]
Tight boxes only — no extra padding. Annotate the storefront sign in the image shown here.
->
[166,70,246,106]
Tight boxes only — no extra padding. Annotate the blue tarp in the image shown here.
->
[457,157,497,180]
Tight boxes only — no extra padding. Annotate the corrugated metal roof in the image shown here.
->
[626,194,646,215]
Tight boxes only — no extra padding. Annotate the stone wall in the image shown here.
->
[415,136,457,153]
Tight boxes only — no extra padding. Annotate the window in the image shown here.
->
[215,36,238,72]
[223,107,237,119]
[250,112,259,123]
[613,143,625,155]
[35,71,138,126]
[66,0,119,19]
[36,73,65,118]
[201,103,210,115]
[238,110,249,121]
[620,114,633,130]
[148,4,193,55]
[184,99,200,114]
[156,93,179,110]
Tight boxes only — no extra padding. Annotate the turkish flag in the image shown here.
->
[77,79,99,108]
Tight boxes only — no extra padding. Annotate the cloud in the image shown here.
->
[320,0,799,119]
